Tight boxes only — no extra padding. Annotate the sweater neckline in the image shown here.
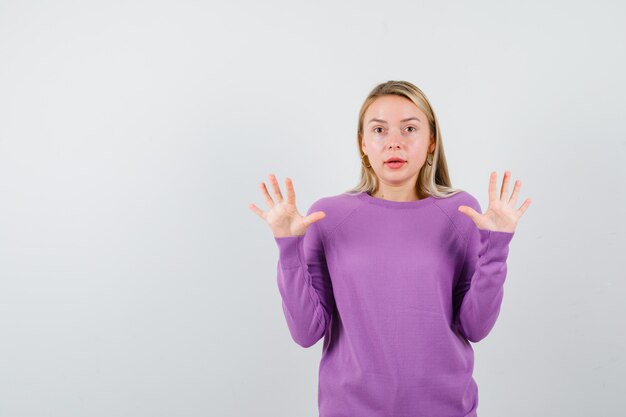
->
[356,191,436,209]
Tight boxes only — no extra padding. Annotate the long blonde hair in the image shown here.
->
[345,80,464,199]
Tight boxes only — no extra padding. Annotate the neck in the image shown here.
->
[373,188,423,202]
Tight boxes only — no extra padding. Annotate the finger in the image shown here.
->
[304,211,326,227]
[260,181,275,208]
[516,198,532,217]
[285,176,296,205]
[509,179,522,207]
[488,171,497,203]
[500,170,511,202]
[457,204,480,221]
[269,173,284,203]
[248,203,266,220]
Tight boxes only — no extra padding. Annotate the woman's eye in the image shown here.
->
[406,126,416,132]
[374,127,384,134]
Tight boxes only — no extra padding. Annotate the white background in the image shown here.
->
[0,0,624,416]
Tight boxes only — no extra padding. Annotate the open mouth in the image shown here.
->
[385,160,406,168]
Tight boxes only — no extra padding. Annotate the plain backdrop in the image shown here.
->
[0,0,624,416]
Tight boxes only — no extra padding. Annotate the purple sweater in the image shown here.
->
[274,190,515,417]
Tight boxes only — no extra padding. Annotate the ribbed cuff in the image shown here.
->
[274,235,305,269]
[477,229,515,260]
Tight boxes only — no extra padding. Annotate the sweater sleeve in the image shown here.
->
[273,205,335,348]
[452,200,515,344]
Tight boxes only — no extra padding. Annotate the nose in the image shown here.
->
[387,127,406,146]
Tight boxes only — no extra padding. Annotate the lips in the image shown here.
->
[385,157,407,163]
[385,159,407,170]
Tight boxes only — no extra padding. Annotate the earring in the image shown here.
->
[426,153,433,166]
[361,153,372,168]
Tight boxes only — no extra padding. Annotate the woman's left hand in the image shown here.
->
[458,171,531,233]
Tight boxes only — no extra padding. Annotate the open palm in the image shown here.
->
[458,171,531,233]
[249,173,326,238]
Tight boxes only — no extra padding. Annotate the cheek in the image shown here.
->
[406,140,428,153]
[365,139,387,152]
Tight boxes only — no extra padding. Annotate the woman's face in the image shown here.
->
[361,94,435,188]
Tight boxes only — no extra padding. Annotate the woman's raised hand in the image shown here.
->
[249,173,326,238]
[457,170,532,233]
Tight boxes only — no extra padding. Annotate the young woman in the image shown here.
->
[249,80,531,417]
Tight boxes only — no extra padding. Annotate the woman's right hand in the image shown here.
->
[248,173,326,238]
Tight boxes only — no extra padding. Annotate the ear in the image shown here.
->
[361,137,367,154]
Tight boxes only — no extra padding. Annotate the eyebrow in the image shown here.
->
[368,117,421,124]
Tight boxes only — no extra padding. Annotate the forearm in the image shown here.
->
[455,229,515,343]
[275,235,329,348]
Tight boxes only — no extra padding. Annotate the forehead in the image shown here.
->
[364,94,426,122]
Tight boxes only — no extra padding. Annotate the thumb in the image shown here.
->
[457,205,480,222]
[304,211,326,226]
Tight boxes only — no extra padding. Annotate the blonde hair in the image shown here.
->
[345,80,464,199]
